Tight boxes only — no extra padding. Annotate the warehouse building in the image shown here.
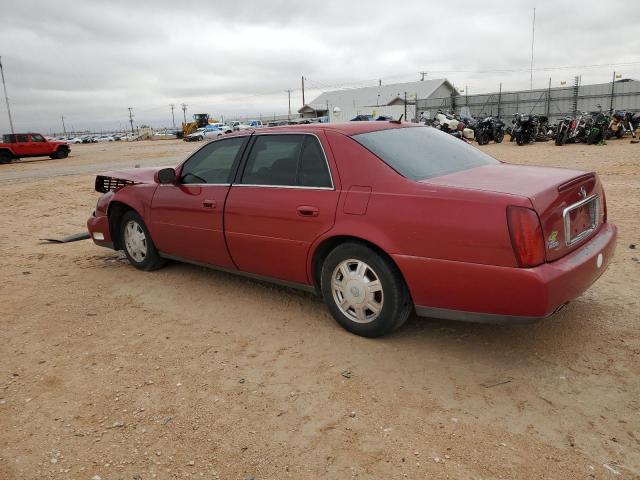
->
[299,78,455,122]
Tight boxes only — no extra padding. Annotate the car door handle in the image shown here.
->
[297,205,319,217]
[202,199,217,209]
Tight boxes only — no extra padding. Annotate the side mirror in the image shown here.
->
[157,167,176,184]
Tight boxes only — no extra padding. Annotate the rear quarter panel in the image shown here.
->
[320,130,529,269]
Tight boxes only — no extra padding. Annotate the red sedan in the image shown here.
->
[87,122,616,337]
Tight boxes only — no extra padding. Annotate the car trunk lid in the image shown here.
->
[423,164,605,262]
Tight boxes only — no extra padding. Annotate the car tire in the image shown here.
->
[320,242,412,338]
[0,151,12,164]
[51,149,68,159]
[120,210,165,271]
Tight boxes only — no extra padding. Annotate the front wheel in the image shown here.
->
[476,130,489,145]
[516,132,526,146]
[320,242,412,337]
[51,149,69,159]
[120,211,165,271]
[494,129,505,143]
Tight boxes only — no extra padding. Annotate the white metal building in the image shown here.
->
[299,78,455,122]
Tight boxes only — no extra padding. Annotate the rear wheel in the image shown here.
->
[555,129,567,146]
[320,242,412,338]
[0,151,12,164]
[120,211,165,271]
[494,129,505,143]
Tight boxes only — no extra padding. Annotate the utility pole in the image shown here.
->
[529,7,536,91]
[61,115,66,135]
[419,71,427,81]
[301,76,305,106]
[497,83,502,119]
[181,103,188,123]
[285,89,292,119]
[0,56,15,135]
[128,107,134,135]
[169,104,176,129]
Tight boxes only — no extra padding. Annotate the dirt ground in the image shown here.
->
[0,137,638,480]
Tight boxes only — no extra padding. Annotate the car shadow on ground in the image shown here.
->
[157,259,604,364]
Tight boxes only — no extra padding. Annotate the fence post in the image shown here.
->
[572,76,580,115]
[404,91,407,120]
[609,71,616,112]
[546,77,551,117]
[497,83,502,119]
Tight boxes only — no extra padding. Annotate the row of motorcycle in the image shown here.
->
[421,109,639,146]
[555,109,639,146]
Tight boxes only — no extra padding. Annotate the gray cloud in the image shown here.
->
[0,0,638,132]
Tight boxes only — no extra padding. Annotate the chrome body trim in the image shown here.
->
[563,194,599,247]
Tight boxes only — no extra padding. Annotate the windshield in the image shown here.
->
[352,126,499,180]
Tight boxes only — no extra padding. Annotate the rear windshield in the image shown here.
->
[352,126,499,180]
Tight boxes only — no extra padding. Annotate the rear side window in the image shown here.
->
[352,126,499,180]
[297,136,332,188]
[241,134,332,188]
[181,136,246,184]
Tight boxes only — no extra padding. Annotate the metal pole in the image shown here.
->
[530,7,536,90]
[404,91,407,120]
[181,103,188,123]
[286,89,291,119]
[546,77,551,117]
[0,56,15,135]
[301,76,305,106]
[497,83,502,119]
[610,71,616,112]
[61,115,66,135]
[169,104,176,129]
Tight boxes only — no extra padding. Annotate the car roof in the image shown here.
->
[252,121,415,136]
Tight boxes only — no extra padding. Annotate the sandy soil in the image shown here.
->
[0,137,638,479]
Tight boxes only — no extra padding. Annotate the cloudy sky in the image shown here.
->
[1,0,638,133]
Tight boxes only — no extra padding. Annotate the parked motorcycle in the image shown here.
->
[606,110,638,139]
[511,113,538,145]
[586,111,609,145]
[475,116,505,145]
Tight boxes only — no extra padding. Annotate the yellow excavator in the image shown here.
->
[181,113,210,138]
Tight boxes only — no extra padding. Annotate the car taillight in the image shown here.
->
[507,206,545,268]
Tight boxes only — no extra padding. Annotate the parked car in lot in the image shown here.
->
[230,121,251,131]
[66,136,83,144]
[87,122,616,337]
[1,133,70,162]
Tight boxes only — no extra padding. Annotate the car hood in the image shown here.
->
[99,167,166,184]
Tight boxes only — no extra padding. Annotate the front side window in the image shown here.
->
[241,134,332,188]
[31,134,45,142]
[352,126,499,180]
[180,137,247,184]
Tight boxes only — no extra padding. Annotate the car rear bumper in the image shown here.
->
[394,222,617,323]
[87,212,114,249]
